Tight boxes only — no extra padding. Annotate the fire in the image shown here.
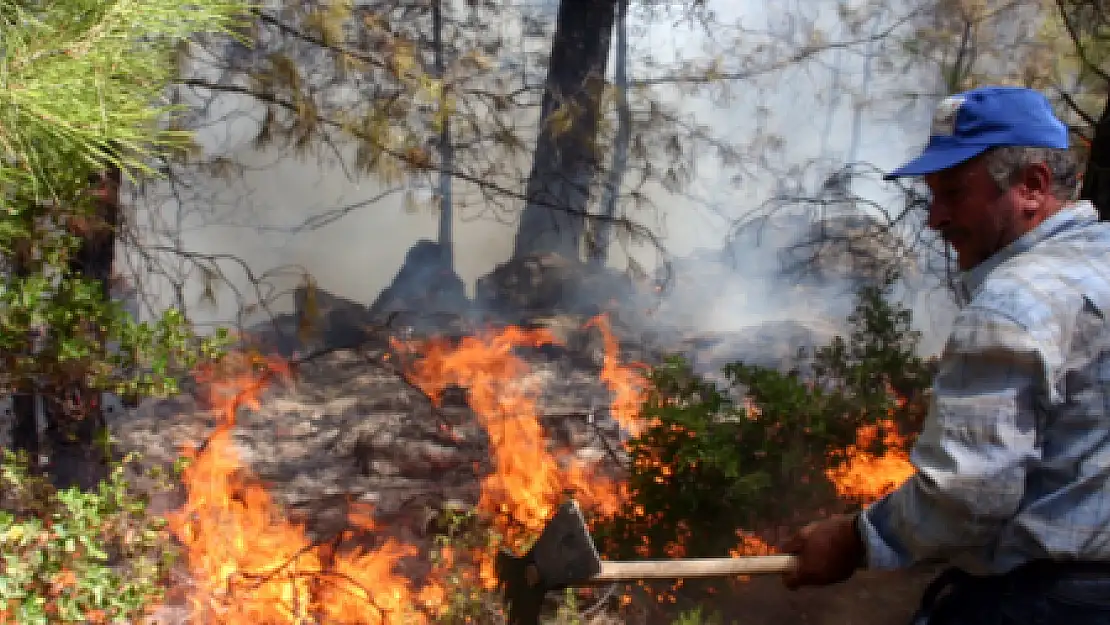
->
[588,316,650,436]
[165,353,437,623]
[165,318,648,620]
[729,530,775,557]
[395,318,641,578]
[158,319,931,624]
[825,417,914,503]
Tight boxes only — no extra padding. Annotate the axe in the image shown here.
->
[495,499,798,625]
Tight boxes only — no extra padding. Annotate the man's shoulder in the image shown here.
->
[968,232,1110,344]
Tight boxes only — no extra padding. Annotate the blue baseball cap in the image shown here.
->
[884,86,1069,180]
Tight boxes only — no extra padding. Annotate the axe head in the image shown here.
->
[528,498,604,586]
[496,498,604,624]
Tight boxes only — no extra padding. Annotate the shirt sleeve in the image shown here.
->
[857,305,1046,570]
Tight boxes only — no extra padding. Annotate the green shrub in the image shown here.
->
[0,451,176,624]
[598,280,936,559]
[671,607,723,625]
[1,3,242,618]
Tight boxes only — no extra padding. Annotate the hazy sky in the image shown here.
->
[129,0,959,352]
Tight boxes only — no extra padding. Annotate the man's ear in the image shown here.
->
[1017,162,1053,205]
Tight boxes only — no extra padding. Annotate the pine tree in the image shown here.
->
[0,0,245,481]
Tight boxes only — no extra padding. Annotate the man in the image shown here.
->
[782,85,1110,623]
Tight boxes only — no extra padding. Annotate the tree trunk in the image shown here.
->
[41,165,120,489]
[512,0,617,261]
[9,210,42,462]
[69,168,122,298]
[1080,90,1110,220]
[433,0,454,268]
[588,0,629,268]
[10,251,39,461]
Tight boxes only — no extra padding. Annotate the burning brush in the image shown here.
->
[157,317,911,623]
[160,318,651,623]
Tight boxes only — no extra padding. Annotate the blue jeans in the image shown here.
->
[913,565,1110,625]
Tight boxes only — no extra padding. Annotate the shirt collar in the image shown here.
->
[959,200,1099,301]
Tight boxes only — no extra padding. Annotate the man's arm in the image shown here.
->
[857,305,1045,570]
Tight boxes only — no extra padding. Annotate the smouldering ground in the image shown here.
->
[108,320,928,625]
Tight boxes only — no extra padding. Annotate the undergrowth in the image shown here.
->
[0,452,177,625]
[0,281,935,623]
[597,280,933,563]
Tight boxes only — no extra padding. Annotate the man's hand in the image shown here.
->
[781,513,866,590]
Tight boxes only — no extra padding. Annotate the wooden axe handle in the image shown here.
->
[593,555,798,582]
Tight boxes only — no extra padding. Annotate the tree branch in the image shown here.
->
[1054,0,1110,84]
[176,78,668,260]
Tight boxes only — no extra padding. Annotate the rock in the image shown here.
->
[294,282,379,351]
[475,252,655,327]
[368,240,471,332]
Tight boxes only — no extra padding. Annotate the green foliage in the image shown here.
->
[0,0,246,400]
[427,507,504,623]
[598,281,935,559]
[0,451,177,624]
[670,607,723,625]
[809,283,932,408]
[0,0,249,196]
[0,2,247,621]
[0,278,233,402]
[551,588,584,625]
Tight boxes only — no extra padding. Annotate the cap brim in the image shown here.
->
[883,143,991,181]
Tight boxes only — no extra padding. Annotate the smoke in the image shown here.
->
[126,0,959,359]
[616,0,959,355]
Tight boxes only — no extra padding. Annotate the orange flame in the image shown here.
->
[729,530,776,557]
[588,316,650,436]
[825,417,914,503]
[164,319,651,621]
[165,354,438,623]
[395,321,639,585]
[164,317,868,620]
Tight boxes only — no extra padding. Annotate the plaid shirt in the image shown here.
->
[858,200,1110,575]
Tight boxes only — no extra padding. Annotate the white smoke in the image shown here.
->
[126,0,960,358]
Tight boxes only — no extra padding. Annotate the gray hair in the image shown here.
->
[982,146,1081,201]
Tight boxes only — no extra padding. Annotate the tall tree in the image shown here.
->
[432,0,455,266]
[1051,0,1110,218]
[589,0,631,268]
[1080,93,1110,218]
[766,0,1110,289]
[511,0,618,260]
[141,1,721,317]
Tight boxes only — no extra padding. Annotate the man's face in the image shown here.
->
[923,157,1030,271]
